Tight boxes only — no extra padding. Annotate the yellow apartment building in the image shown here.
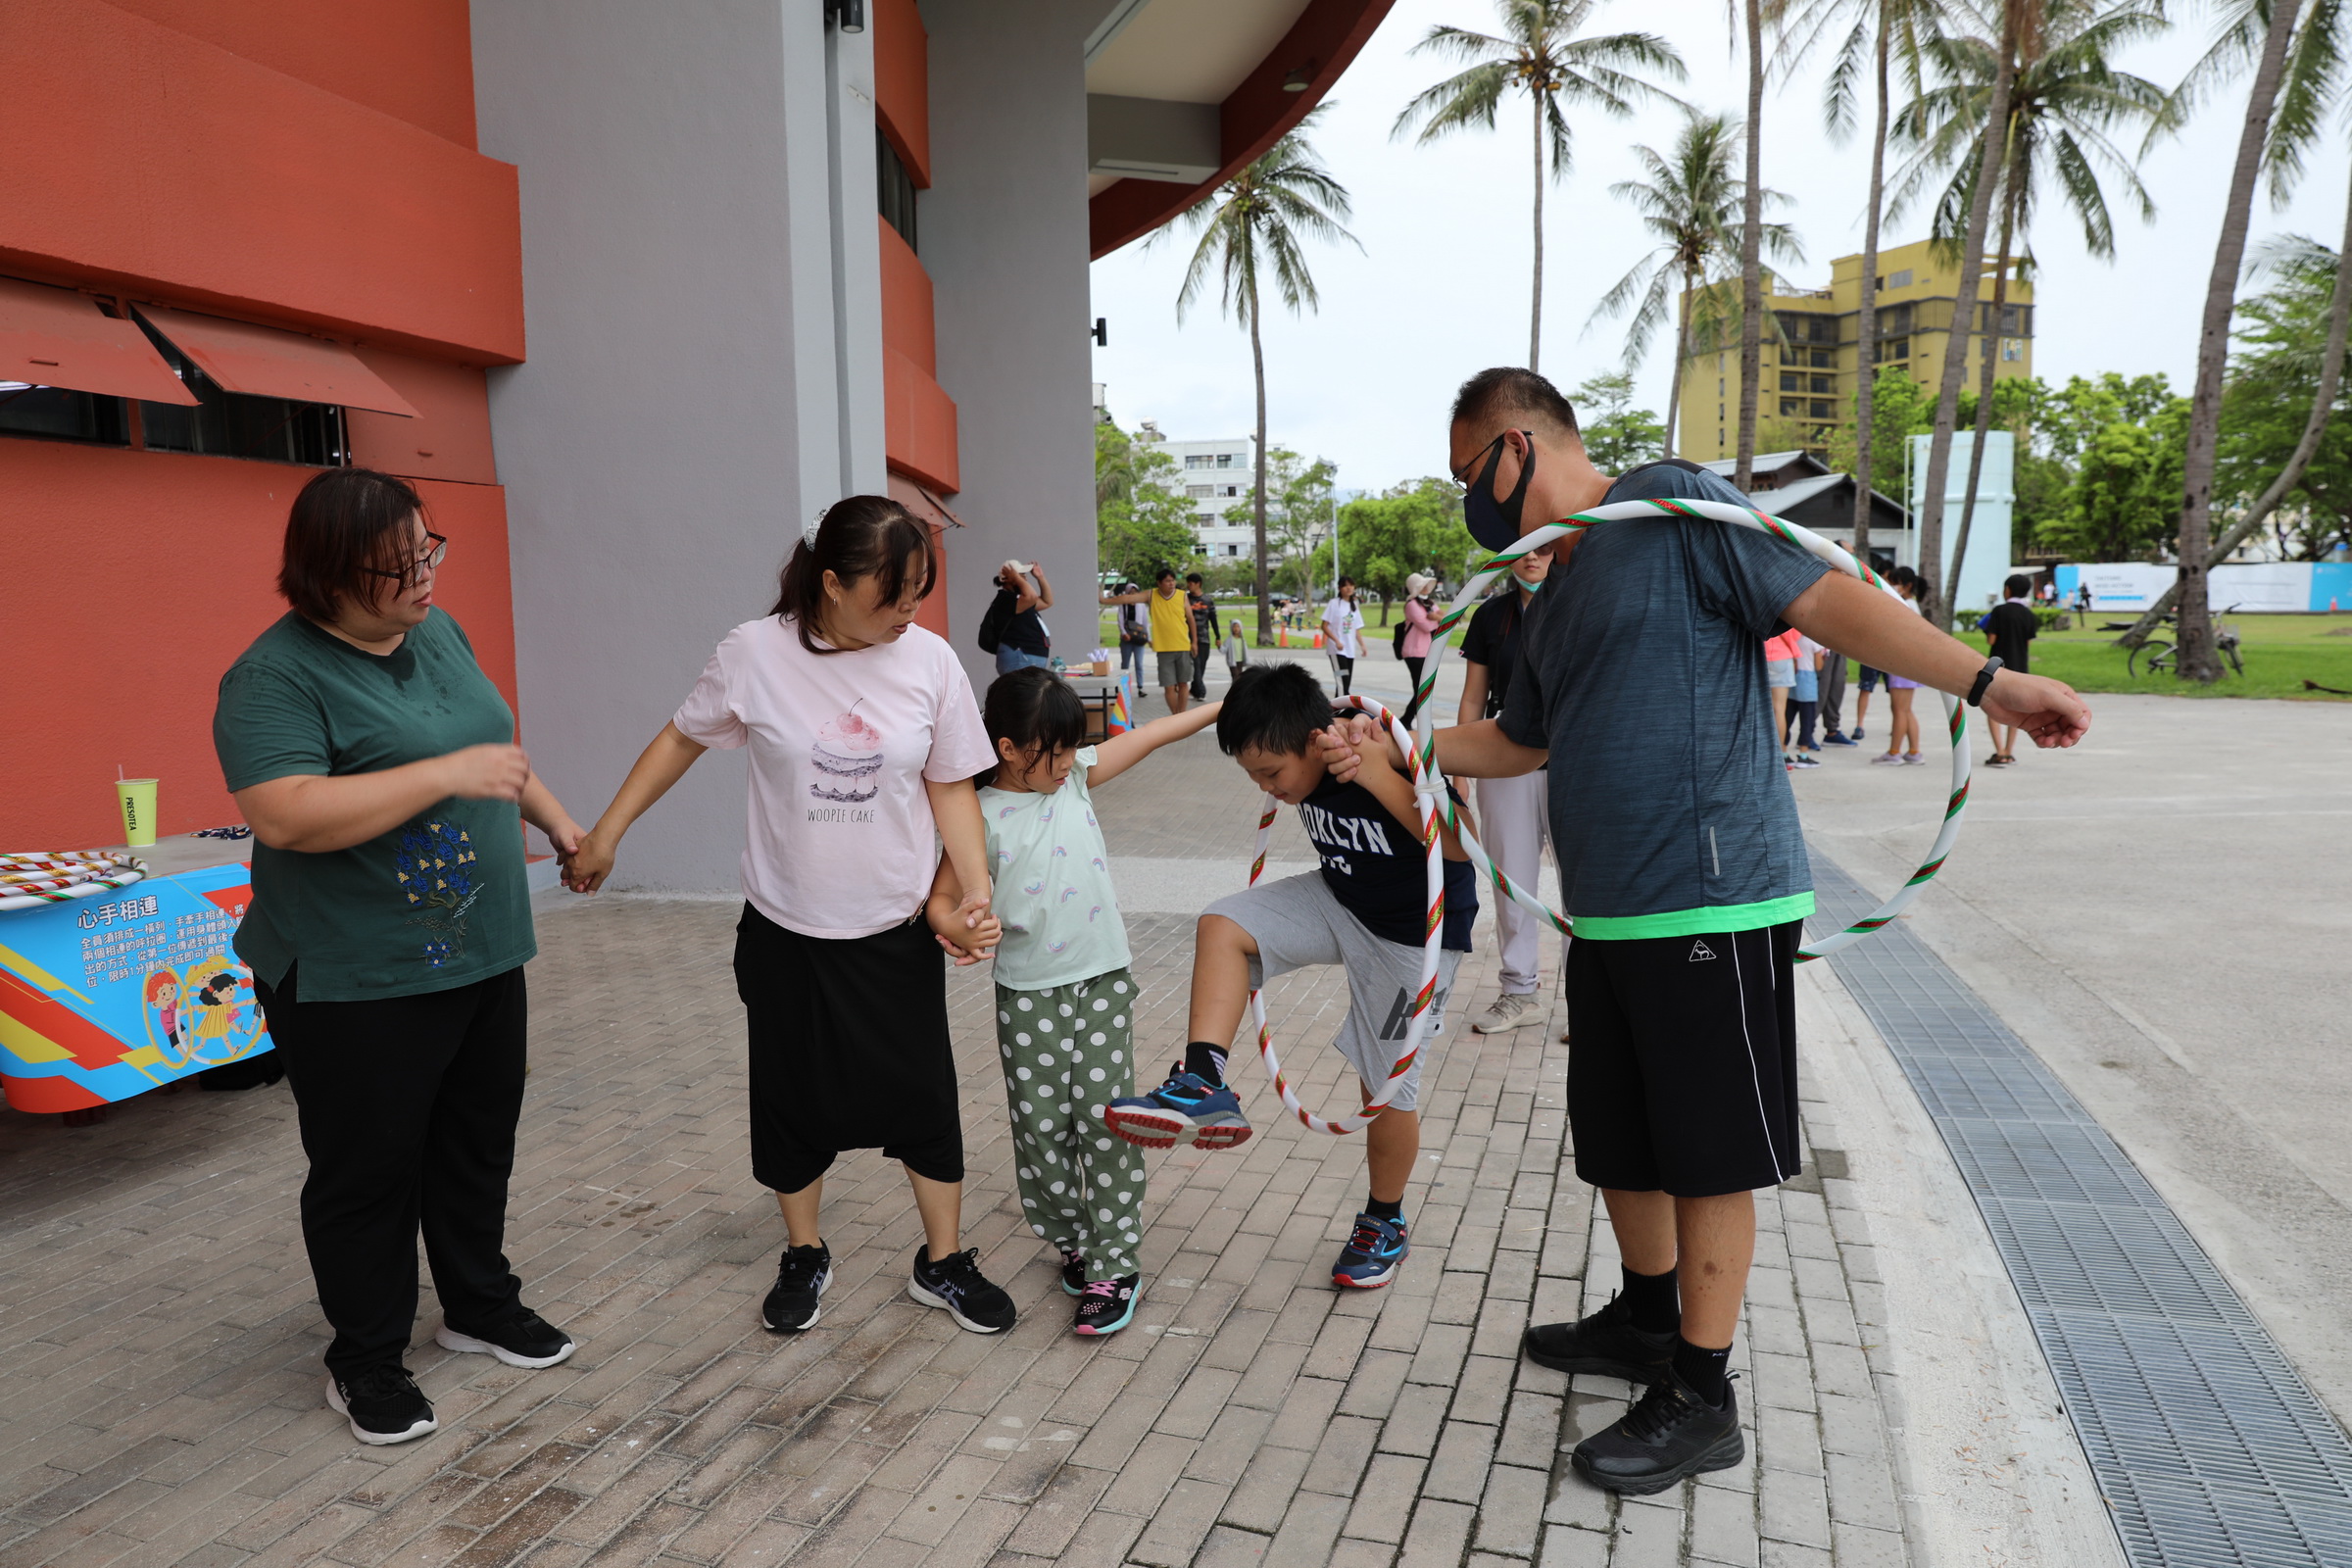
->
[1673,236,2034,463]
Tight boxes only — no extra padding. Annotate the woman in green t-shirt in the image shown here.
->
[213,468,589,1447]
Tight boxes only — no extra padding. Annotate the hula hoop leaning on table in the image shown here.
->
[1239,497,1973,1137]
[0,853,148,913]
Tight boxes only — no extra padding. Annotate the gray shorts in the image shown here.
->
[1766,662,1796,689]
[1155,651,1195,687]
[1204,873,1462,1112]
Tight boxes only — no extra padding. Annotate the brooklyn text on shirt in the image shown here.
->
[1298,801,1396,858]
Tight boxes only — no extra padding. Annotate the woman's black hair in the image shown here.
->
[771,495,936,655]
[1216,663,1335,759]
[978,667,1088,787]
[278,467,427,622]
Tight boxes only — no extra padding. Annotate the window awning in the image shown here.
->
[135,306,419,417]
[0,277,197,405]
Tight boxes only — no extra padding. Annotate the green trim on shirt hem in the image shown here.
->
[1569,893,1815,941]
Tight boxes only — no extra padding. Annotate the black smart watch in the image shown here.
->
[1966,657,2003,708]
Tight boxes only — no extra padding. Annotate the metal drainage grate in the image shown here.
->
[1808,848,2352,1568]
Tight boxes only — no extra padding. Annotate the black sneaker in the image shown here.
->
[1072,1274,1142,1336]
[324,1364,437,1446]
[1572,1370,1744,1494]
[1059,1249,1087,1298]
[436,1310,575,1369]
[907,1246,1016,1334]
[1520,1293,1676,1384]
[761,1243,833,1333]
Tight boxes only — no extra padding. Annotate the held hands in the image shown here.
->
[562,828,616,894]
[1315,712,1397,787]
[927,886,1001,965]
[1982,671,2092,749]
[439,743,532,803]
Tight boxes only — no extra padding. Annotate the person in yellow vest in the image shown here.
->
[1102,566,1198,713]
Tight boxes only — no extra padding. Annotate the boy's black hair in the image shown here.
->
[2004,572,2033,599]
[1217,663,1336,759]
[979,667,1087,787]
[1154,564,1177,582]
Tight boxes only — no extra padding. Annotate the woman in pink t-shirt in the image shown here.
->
[566,497,1015,1336]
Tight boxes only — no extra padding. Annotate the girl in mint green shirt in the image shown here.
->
[926,669,1218,1338]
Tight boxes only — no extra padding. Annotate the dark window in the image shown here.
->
[878,129,918,251]
[1810,349,1835,368]
[0,382,128,447]
[1780,371,1804,392]
[1878,303,1913,336]
[133,320,346,466]
[1875,336,1910,363]
[1810,374,1834,395]
[1780,398,1801,416]
[1809,399,1834,419]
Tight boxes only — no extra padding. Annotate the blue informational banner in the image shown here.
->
[0,861,273,1113]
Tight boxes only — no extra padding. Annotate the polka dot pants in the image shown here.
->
[995,968,1148,1282]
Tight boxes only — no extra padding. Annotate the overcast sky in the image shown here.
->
[1087,0,2352,495]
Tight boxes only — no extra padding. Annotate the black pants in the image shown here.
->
[257,965,528,1375]
[1400,655,1427,727]
[1331,655,1354,695]
[1191,646,1210,701]
[1819,655,1847,735]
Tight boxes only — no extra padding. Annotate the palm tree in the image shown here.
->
[1588,112,1801,456]
[2119,0,2346,650]
[2142,0,2317,674]
[1893,0,2169,599]
[1907,0,2034,623]
[1782,0,1948,555]
[1396,0,1685,370]
[1734,0,1771,487]
[1169,104,1360,645]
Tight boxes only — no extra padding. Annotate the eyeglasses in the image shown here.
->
[361,532,449,584]
[1449,430,1530,491]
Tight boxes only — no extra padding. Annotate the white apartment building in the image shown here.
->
[1136,422,1258,557]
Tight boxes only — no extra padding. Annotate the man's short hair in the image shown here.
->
[1217,664,1333,760]
[1450,367,1582,444]
[2005,573,2033,599]
[1155,564,1176,582]
[1186,571,1204,585]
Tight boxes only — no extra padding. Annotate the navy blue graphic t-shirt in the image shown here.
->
[1298,774,1477,950]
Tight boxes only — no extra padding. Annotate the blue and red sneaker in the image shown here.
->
[1104,1067,1252,1152]
[1332,1212,1409,1289]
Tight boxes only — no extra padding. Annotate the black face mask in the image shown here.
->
[1463,431,1533,553]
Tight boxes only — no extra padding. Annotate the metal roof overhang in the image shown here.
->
[1085,0,1395,260]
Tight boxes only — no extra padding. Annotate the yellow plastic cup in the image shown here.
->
[116,778,158,848]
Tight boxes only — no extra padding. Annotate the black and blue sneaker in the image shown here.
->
[1332,1212,1409,1290]
[1072,1274,1142,1336]
[907,1246,1016,1334]
[1059,1249,1087,1297]
[1104,1066,1252,1152]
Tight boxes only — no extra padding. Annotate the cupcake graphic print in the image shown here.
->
[809,703,885,803]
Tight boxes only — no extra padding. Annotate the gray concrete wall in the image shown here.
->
[472,0,873,891]
[921,0,1106,699]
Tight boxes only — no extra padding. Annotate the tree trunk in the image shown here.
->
[1530,90,1546,370]
[1915,0,2019,625]
[1948,191,2019,617]
[1852,18,1891,557]
[1249,270,1273,646]
[2118,145,2352,646]
[1735,0,1766,488]
[2171,0,2305,680]
[1665,273,1692,457]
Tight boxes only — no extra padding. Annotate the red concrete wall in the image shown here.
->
[100,0,478,148]
[0,441,514,850]
[5,0,524,362]
[872,0,932,188]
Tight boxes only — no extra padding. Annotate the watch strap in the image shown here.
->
[1967,656,2003,708]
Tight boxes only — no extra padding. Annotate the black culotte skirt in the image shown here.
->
[733,903,964,1193]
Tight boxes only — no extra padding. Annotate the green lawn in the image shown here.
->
[1096,607,1471,653]
[1954,610,2352,701]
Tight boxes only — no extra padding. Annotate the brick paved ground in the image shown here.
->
[0,720,1920,1567]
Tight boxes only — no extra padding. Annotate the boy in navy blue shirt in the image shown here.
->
[1107,664,1476,1289]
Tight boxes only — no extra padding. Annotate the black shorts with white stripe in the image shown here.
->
[1562,920,1802,1198]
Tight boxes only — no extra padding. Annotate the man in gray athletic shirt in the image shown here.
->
[1399,368,2092,1494]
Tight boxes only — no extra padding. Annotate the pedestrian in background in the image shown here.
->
[1399,572,1440,729]
[1223,618,1250,679]
[1764,628,1799,770]
[1785,636,1824,764]
[1456,542,1557,1038]
[1321,577,1365,697]
[216,467,589,1447]
[1979,573,2039,767]
[1102,568,1197,713]
[1115,584,1148,684]
[983,561,1054,675]
[1186,571,1215,702]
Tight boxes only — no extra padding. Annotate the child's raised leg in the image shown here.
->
[1104,914,1255,1151]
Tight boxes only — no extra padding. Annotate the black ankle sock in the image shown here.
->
[1365,1196,1403,1221]
[1183,1041,1228,1086]
[1673,1338,1732,1407]
[1621,1264,1681,1335]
